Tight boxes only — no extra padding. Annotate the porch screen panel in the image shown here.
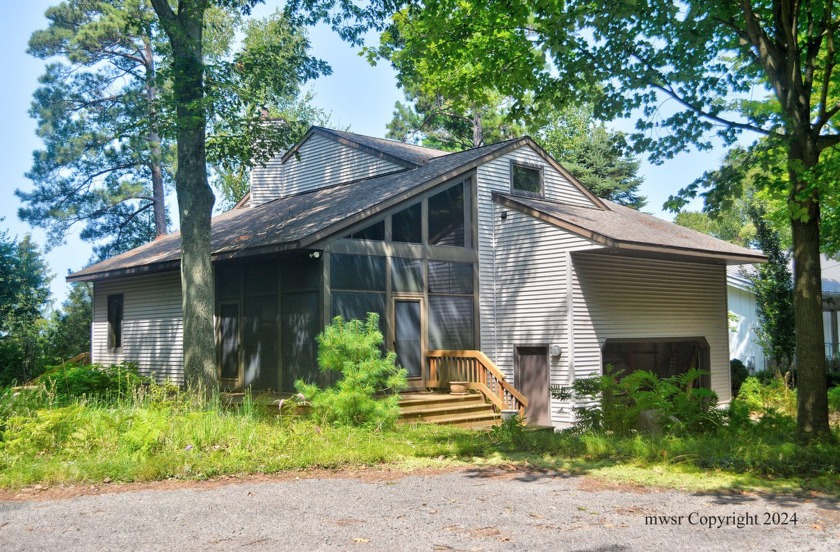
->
[429,296,474,350]
[282,255,321,291]
[392,202,421,244]
[243,296,278,390]
[244,262,277,295]
[428,261,473,294]
[218,303,239,379]
[428,182,465,247]
[391,257,423,293]
[332,292,386,328]
[281,291,320,392]
[330,254,386,291]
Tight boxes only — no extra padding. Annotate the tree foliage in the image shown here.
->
[746,206,796,371]
[44,283,93,364]
[0,228,53,385]
[20,0,329,261]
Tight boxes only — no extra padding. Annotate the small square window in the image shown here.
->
[511,163,543,196]
[107,294,124,349]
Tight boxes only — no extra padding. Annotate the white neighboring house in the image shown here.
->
[727,266,765,371]
[727,255,840,371]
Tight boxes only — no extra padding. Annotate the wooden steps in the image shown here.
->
[398,392,500,429]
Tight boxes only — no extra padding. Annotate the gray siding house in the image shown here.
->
[69,127,765,428]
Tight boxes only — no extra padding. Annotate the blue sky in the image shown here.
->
[1,0,722,306]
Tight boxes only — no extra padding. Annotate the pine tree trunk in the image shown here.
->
[151,0,217,396]
[143,35,168,237]
[789,141,830,437]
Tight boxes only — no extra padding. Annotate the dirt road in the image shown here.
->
[0,467,837,551]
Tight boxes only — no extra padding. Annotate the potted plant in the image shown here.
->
[449,381,468,395]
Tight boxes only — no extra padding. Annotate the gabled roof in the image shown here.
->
[68,138,523,282]
[495,193,766,264]
[281,127,448,168]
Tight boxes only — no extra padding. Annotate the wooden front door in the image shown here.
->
[515,346,550,426]
[394,298,424,389]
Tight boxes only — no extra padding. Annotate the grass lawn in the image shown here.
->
[1,386,838,496]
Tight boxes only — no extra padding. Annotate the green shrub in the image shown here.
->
[828,386,840,413]
[36,363,149,401]
[735,375,797,417]
[570,366,722,435]
[295,314,408,430]
[730,359,749,397]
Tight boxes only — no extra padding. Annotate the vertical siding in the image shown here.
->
[572,253,732,405]
[92,272,184,384]
[727,285,766,370]
[250,134,404,206]
[492,209,602,425]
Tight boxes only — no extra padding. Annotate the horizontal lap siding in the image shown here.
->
[728,286,765,370]
[251,135,404,206]
[494,210,602,425]
[250,153,285,206]
[92,272,184,384]
[572,253,731,404]
[476,146,601,426]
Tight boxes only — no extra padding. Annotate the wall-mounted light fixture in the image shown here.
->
[500,211,508,221]
[309,251,321,259]
[549,344,562,357]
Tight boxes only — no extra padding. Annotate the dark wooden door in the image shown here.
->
[515,346,550,426]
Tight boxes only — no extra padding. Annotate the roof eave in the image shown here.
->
[493,193,767,265]
[66,260,182,283]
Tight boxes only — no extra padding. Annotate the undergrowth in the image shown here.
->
[0,367,838,495]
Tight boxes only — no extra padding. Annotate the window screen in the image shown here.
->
[428,183,465,247]
[391,257,423,293]
[330,254,386,291]
[392,202,422,243]
[512,164,542,196]
[107,294,124,348]
[346,220,385,241]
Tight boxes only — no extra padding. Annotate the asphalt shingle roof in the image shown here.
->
[497,194,765,263]
[68,139,519,281]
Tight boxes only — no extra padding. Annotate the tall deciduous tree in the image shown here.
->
[148,0,217,394]
[289,0,839,437]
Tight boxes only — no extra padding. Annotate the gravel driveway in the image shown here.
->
[0,467,837,551]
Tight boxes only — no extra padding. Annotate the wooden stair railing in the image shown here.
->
[425,350,528,417]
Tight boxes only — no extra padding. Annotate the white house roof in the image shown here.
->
[727,254,840,295]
